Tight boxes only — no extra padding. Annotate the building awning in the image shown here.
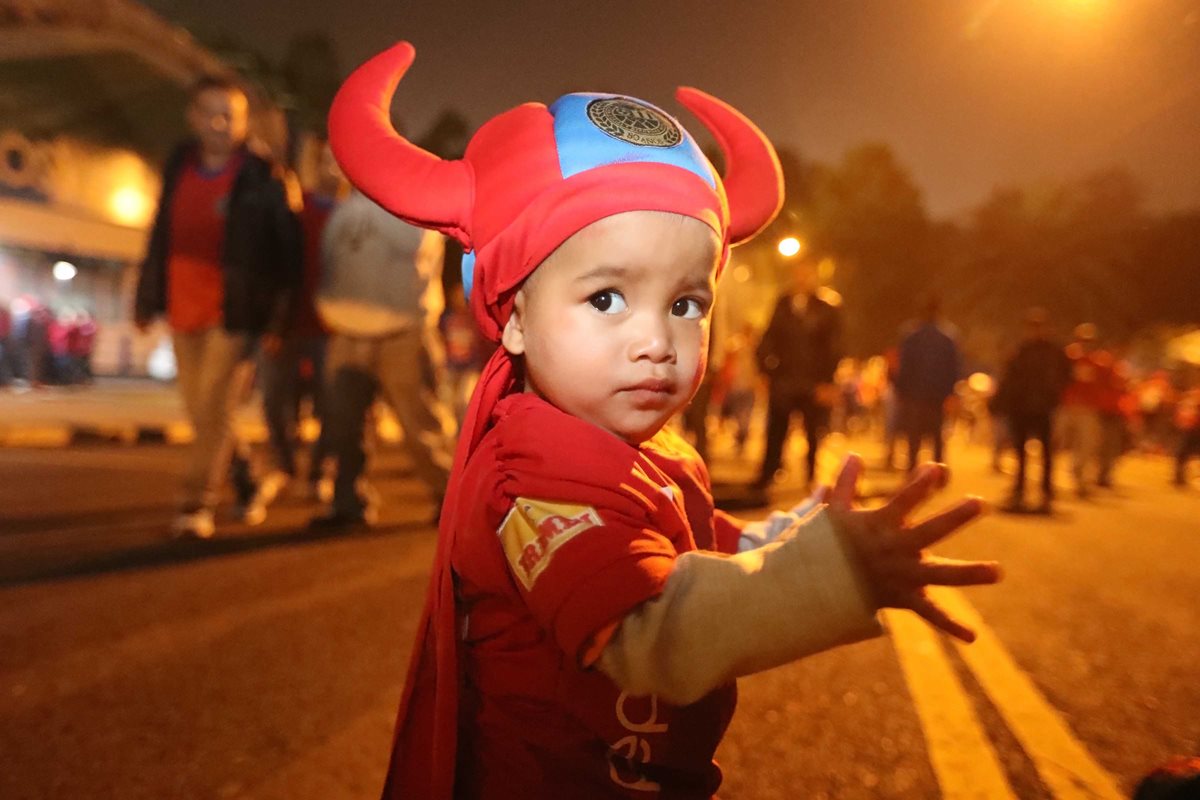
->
[0,196,147,262]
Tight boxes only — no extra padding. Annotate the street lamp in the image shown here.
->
[52,260,77,281]
[777,236,802,258]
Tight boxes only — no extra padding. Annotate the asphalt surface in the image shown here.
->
[1,434,1197,799]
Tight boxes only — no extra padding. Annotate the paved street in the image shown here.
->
[1,432,1197,799]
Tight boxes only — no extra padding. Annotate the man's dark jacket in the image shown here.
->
[994,338,1071,418]
[755,291,842,395]
[134,142,302,334]
[896,321,962,405]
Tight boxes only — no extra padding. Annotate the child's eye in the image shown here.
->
[672,297,706,319]
[589,290,627,314]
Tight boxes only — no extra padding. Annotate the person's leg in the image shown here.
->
[259,338,299,478]
[1076,409,1102,496]
[304,336,331,484]
[172,330,208,511]
[798,391,825,484]
[900,401,921,473]
[193,329,253,511]
[1176,430,1200,486]
[1037,413,1055,505]
[757,389,793,486]
[930,403,946,465]
[1010,415,1030,503]
[375,329,452,499]
[325,335,378,518]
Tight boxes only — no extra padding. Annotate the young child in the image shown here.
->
[330,43,1001,800]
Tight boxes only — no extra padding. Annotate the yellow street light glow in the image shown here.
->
[109,185,153,227]
[778,237,802,257]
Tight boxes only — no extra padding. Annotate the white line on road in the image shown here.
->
[933,587,1125,800]
[886,608,1019,799]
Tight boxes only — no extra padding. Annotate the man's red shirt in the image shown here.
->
[166,156,239,332]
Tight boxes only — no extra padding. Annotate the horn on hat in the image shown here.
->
[675,87,783,245]
[328,42,474,247]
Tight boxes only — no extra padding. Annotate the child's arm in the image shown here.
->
[596,458,998,706]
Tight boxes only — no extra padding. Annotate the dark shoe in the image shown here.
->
[307,511,370,534]
[1034,499,1053,515]
[1000,495,1027,514]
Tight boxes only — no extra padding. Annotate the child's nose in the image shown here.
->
[629,314,675,363]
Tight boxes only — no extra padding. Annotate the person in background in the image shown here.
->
[993,308,1071,514]
[1172,367,1200,488]
[1095,348,1132,489]
[754,256,842,491]
[310,189,454,531]
[0,299,11,385]
[438,282,486,427]
[716,322,760,457]
[134,75,302,539]
[1058,323,1111,499]
[258,137,347,504]
[895,295,962,472]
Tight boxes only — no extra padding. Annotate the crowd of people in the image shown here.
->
[0,298,97,389]
[682,291,1200,514]
[131,75,486,539]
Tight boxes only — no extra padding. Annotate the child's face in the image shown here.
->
[502,211,721,444]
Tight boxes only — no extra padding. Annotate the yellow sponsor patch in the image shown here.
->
[498,498,604,590]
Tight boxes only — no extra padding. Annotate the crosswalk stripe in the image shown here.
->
[933,587,1125,800]
[886,608,1019,799]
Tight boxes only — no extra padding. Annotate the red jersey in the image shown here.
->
[387,393,743,799]
[166,156,240,332]
[1061,345,1114,410]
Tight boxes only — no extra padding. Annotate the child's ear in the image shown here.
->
[501,289,527,356]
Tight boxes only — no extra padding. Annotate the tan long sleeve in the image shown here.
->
[597,508,882,706]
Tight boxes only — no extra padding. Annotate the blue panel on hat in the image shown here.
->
[549,93,716,189]
[461,249,477,300]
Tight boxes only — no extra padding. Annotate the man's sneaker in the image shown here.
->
[235,494,268,526]
[171,508,215,539]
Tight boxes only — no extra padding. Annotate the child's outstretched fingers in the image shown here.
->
[880,463,947,524]
[829,453,864,510]
[910,592,977,643]
[913,555,1003,587]
[905,496,987,551]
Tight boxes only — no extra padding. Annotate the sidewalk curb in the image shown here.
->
[0,422,268,449]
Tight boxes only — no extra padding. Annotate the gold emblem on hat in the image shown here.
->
[586,98,682,148]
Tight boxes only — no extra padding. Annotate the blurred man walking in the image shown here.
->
[994,308,1071,513]
[309,190,453,531]
[135,76,302,538]
[754,257,841,491]
[895,295,961,471]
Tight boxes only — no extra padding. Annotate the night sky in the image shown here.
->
[140,0,1200,218]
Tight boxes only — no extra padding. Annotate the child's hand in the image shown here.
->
[826,454,1001,643]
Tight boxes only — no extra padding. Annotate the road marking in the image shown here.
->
[933,587,1124,800]
[886,608,1018,799]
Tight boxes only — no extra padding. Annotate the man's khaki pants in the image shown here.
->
[172,327,253,510]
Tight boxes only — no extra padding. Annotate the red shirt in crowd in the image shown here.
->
[1061,344,1115,410]
[166,155,240,332]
